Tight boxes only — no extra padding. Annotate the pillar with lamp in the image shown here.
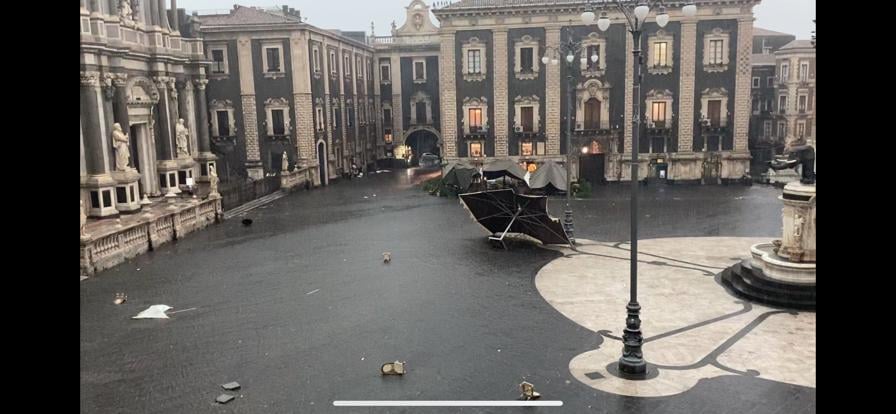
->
[579,0,698,378]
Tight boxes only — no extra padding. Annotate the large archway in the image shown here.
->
[403,126,441,165]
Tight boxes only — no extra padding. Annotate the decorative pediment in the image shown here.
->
[647,89,675,100]
[210,99,234,110]
[264,97,290,108]
[125,76,159,104]
[514,95,540,105]
[701,87,728,98]
[462,96,488,106]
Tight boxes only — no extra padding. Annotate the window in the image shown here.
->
[414,59,426,81]
[313,48,321,73]
[211,49,226,74]
[797,121,806,138]
[763,121,772,138]
[799,62,809,81]
[357,57,363,78]
[329,51,337,74]
[383,108,391,124]
[316,107,324,131]
[469,142,483,157]
[468,108,483,132]
[653,42,668,67]
[381,64,390,81]
[264,46,282,73]
[333,107,341,129]
[520,47,534,72]
[752,77,760,88]
[384,129,393,144]
[651,101,667,127]
[752,98,759,113]
[778,121,787,138]
[467,50,481,74]
[767,77,775,87]
[798,95,807,112]
[344,55,351,77]
[216,111,230,136]
[415,102,427,125]
[778,95,788,114]
[521,142,533,156]
[708,100,722,128]
[708,39,724,65]
[587,45,601,69]
[270,109,285,135]
[584,98,601,130]
[780,63,789,81]
[521,106,534,132]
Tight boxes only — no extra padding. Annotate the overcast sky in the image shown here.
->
[178,0,816,40]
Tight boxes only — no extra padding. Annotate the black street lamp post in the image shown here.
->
[587,0,698,377]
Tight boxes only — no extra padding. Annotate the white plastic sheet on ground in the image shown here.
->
[132,305,172,319]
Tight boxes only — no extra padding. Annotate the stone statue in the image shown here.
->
[80,200,88,238]
[175,118,190,158]
[281,151,289,172]
[769,135,815,184]
[209,167,220,196]
[111,123,131,171]
[391,20,397,35]
[119,0,134,27]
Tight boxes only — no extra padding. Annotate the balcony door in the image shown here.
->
[584,98,601,130]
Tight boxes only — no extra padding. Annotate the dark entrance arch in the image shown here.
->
[405,129,440,165]
[317,141,328,186]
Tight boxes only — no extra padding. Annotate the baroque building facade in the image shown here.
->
[80,0,214,218]
[430,0,760,184]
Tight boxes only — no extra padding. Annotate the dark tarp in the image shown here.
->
[442,162,478,192]
[528,160,568,192]
[458,189,570,246]
[481,159,528,182]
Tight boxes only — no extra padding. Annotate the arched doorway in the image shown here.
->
[403,127,440,165]
[317,140,328,186]
[579,139,606,185]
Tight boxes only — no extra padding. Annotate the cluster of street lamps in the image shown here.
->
[541,0,697,378]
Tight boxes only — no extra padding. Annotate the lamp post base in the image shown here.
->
[563,207,575,245]
[618,301,646,376]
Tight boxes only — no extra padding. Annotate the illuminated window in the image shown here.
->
[651,101,667,127]
[521,142,533,156]
[469,142,483,157]
[468,108,483,132]
[384,129,393,144]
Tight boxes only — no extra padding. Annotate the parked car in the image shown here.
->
[419,153,441,168]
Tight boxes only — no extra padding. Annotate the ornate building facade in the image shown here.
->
[430,0,761,184]
[197,5,378,183]
[80,0,214,218]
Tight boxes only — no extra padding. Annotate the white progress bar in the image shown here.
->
[333,401,563,407]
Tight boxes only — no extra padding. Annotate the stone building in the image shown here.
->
[430,0,761,184]
[749,27,794,171]
[197,5,379,183]
[80,0,221,276]
[80,0,214,217]
[774,39,815,146]
[370,0,443,164]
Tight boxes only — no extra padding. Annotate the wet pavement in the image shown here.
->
[80,168,814,413]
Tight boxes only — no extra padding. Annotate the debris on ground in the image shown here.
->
[216,394,235,404]
[241,218,253,226]
[221,382,241,391]
[383,252,392,263]
[114,293,127,305]
[519,381,541,400]
[132,305,172,319]
[381,361,406,375]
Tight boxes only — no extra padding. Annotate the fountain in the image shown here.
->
[721,180,816,310]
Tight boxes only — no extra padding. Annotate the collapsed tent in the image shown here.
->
[481,158,528,183]
[458,188,571,248]
[442,162,479,192]
[528,160,568,193]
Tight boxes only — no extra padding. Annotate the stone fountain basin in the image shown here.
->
[750,243,816,285]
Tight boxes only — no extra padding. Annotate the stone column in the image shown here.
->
[721,12,755,180]
[154,76,180,194]
[108,72,142,212]
[290,32,314,167]
[81,71,119,217]
[390,54,403,145]
[439,31,458,159]
[544,26,561,156]
[236,36,263,179]
[193,78,217,177]
[670,17,701,183]
[111,73,130,132]
[493,28,509,157]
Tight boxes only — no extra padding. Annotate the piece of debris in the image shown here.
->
[132,305,172,319]
[381,361,406,375]
[519,381,541,400]
[114,293,127,305]
[221,382,241,391]
[216,394,235,404]
[167,307,198,315]
[306,289,320,295]
[363,196,369,199]
[241,218,253,226]
[383,252,392,263]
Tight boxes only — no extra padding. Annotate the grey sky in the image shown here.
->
[178,0,816,40]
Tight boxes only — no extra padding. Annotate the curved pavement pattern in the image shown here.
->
[81,170,814,413]
[536,237,816,397]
